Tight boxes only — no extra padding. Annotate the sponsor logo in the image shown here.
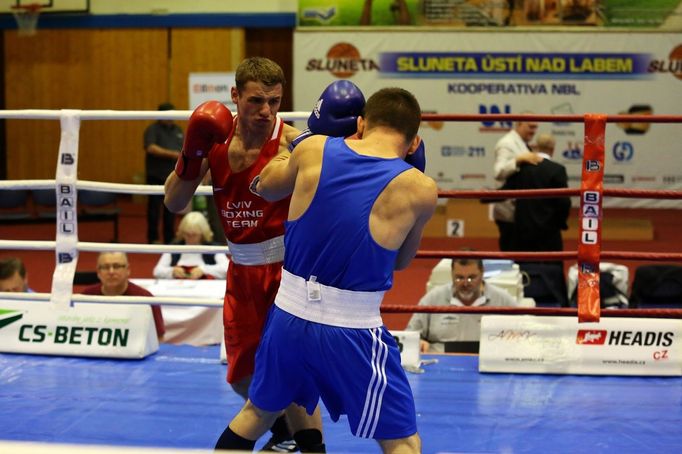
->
[616,104,652,135]
[552,129,577,137]
[306,43,379,79]
[301,6,336,22]
[631,176,656,183]
[663,175,682,184]
[461,173,486,180]
[577,329,674,347]
[441,146,486,158]
[378,52,649,79]
[0,309,24,330]
[441,146,467,157]
[612,141,634,162]
[608,331,674,347]
[434,172,454,184]
[579,262,597,273]
[562,142,583,160]
[647,44,682,80]
[192,83,230,94]
[604,174,625,184]
[17,324,130,347]
[551,102,575,126]
[478,104,512,132]
[585,160,601,171]
[576,329,607,345]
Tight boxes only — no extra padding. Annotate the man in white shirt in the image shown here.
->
[492,120,541,251]
[406,257,518,353]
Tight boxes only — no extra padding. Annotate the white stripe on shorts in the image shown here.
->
[357,327,389,438]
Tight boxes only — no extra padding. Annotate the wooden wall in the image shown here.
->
[1,26,293,184]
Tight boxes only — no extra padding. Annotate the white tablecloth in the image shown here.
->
[131,279,225,346]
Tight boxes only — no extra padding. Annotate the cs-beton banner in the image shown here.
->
[0,299,158,359]
[293,31,682,208]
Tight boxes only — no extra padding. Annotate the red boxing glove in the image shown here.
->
[175,101,233,180]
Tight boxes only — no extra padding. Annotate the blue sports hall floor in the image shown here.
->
[1,343,681,454]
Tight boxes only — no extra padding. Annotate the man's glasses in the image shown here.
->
[454,275,480,284]
[97,263,127,271]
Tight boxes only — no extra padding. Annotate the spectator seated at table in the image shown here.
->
[82,251,165,339]
[153,211,228,280]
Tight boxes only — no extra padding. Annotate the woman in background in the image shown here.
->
[153,211,228,280]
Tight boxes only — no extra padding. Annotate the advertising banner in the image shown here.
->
[188,72,236,110]
[298,0,682,28]
[0,299,159,359]
[293,31,682,208]
[479,315,682,376]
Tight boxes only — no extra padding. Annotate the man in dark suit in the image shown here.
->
[503,133,571,252]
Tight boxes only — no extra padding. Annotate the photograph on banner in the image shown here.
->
[293,31,682,208]
[601,0,682,28]
[188,72,237,111]
[298,0,420,26]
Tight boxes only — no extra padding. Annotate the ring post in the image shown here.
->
[50,110,81,309]
[577,114,606,323]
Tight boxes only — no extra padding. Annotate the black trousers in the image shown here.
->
[495,220,516,251]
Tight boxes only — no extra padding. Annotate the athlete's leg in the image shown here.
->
[286,404,325,452]
[377,433,421,454]
[230,374,251,400]
[215,399,280,450]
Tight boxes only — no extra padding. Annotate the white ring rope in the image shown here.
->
[0,109,311,121]
[0,179,213,195]
[2,108,311,309]
[0,240,229,254]
[0,291,223,308]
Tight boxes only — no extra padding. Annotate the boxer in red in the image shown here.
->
[164,57,365,452]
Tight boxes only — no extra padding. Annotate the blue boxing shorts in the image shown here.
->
[249,304,417,440]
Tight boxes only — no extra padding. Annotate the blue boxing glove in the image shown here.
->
[405,136,426,172]
[288,80,365,151]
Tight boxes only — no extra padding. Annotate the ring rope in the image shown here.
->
[0,291,222,308]
[0,109,679,124]
[2,180,680,201]
[380,304,682,319]
[2,109,680,318]
[0,179,214,196]
[421,113,682,123]
[0,109,310,121]
[439,188,682,200]
[0,239,228,254]
[416,250,682,262]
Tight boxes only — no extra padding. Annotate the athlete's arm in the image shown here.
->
[395,174,438,270]
[256,145,302,202]
[164,160,209,213]
[165,101,231,212]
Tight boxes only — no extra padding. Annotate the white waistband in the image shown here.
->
[227,235,284,266]
[275,269,385,329]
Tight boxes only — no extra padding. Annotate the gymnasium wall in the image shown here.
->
[2,26,292,183]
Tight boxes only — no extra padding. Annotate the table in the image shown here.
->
[131,278,225,346]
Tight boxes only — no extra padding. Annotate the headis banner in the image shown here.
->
[293,31,682,208]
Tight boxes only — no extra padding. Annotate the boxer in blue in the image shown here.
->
[215,87,436,453]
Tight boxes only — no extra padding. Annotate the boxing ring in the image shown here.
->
[1,109,682,453]
[2,343,682,453]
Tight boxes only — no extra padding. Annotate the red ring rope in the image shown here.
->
[422,113,682,123]
[380,305,682,319]
[415,250,682,261]
[437,188,682,200]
